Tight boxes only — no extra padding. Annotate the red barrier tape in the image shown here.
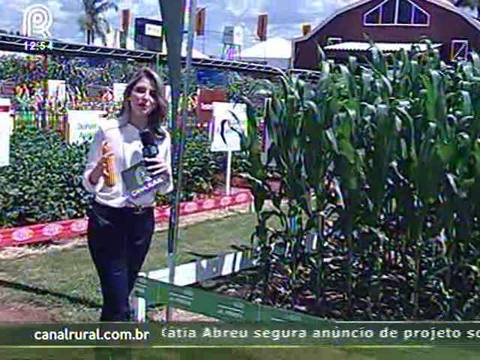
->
[0,191,253,248]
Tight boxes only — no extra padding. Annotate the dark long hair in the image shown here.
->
[119,67,168,136]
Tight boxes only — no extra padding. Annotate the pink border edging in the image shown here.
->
[0,190,252,248]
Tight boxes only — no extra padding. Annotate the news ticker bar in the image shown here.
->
[3,322,480,346]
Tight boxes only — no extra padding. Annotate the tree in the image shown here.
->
[455,0,480,19]
[78,0,119,46]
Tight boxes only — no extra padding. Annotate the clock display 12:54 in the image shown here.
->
[23,41,53,52]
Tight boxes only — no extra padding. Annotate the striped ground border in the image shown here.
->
[0,190,252,249]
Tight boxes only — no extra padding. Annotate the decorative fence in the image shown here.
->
[0,190,253,248]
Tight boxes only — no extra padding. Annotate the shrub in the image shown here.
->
[175,129,223,201]
[0,126,91,227]
[1,127,232,227]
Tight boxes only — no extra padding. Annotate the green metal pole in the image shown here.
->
[166,0,197,322]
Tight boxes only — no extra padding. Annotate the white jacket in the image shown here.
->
[82,115,173,208]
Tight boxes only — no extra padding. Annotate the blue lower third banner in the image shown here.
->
[3,322,480,346]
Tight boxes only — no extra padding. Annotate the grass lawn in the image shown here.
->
[0,212,257,322]
[2,213,480,359]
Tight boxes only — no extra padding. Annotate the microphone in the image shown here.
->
[128,129,170,198]
[139,129,159,158]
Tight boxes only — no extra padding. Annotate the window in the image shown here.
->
[363,0,430,26]
[450,40,469,61]
[365,10,379,24]
[398,0,411,23]
[382,0,395,24]
[413,10,428,25]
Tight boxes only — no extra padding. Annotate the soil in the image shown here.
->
[0,304,58,323]
[0,305,214,323]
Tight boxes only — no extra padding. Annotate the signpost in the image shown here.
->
[66,110,105,144]
[210,102,247,195]
[22,4,53,38]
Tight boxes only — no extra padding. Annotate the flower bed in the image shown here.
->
[0,190,252,248]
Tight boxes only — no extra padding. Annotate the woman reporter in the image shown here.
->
[82,67,173,321]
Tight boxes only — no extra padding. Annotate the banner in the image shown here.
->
[211,102,247,152]
[66,110,105,144]
[127,11,136,50]
[4,322,480,346]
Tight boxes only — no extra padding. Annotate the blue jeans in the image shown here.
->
[87,202,154,321]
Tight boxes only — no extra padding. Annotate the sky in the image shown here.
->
[0,0,357,56]
[1,0,473,57]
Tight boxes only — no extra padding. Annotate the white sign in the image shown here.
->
[48,80,66,101]
[67,110,105,144]
[113,83,128,102]
[233,26,244,47]
[211,102,247,152]
[145,24,162,38]
[0,98,12,135]
[0,124,10,167]
[223,26,244,46]
[22,4,53,38]
[0,98,11,167]
[223,26,234,45]
[0,122,9,167]
[163,85,171,104]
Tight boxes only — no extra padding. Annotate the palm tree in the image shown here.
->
[78,0,119,46]
[455,0,480,19]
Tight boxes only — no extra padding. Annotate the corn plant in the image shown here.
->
[238,42,480,320]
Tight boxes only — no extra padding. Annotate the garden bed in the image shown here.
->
[133,235,329,323]
[135,264,325,324]
[135,223,480,322]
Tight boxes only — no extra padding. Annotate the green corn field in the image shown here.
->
[239,42,480,320]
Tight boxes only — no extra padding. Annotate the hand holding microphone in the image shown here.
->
[140,130,159,158]
[140,130,169,177]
